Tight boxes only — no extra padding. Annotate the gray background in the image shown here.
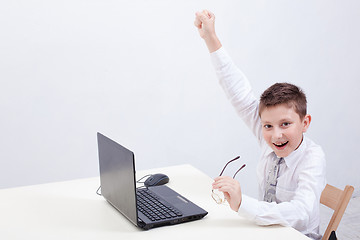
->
[1,0,359,198]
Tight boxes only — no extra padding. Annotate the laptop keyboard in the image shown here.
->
[137,188,183,222]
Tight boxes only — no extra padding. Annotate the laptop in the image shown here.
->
[97,132,208,230]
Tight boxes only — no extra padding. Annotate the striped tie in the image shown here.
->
[264,157,284,202]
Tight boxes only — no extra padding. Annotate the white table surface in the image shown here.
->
[0,164,309,239]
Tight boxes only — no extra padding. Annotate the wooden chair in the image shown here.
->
[320,184,354,240]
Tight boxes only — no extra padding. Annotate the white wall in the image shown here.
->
[1,0,359,197]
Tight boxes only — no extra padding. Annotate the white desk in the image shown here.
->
[0,165,309,239]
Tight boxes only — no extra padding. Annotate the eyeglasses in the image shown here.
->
[211,156,246,204]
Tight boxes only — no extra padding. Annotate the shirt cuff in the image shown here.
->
[238,194,258,221]
[210,46,231,70]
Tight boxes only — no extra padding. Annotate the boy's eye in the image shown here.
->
[264,124,272,129]
[282,122,291,127]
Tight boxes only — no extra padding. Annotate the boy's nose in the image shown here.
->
[273,127,283,139]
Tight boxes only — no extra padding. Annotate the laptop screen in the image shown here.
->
[97,132,138,226]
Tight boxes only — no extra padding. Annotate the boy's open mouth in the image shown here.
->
[273,141,289,149]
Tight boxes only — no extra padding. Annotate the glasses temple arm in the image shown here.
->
[232,164,246,179]
[219,156,241,176]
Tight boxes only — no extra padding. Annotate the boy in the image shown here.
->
[194,10,326,240]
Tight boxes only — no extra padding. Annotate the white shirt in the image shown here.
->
[210,47,326,240]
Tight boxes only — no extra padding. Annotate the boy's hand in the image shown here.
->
[194,10,214,40]
[212,176,242,212]
[194,10,222,52]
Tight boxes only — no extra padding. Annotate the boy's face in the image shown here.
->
[260,104,311,158]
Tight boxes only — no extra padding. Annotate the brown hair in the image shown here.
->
[259,83,307,119]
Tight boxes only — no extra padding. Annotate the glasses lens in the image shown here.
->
[212,189,225,204]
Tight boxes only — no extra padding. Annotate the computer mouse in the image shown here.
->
[144,173,169,187]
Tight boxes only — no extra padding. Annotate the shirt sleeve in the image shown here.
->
[210,47,262,142]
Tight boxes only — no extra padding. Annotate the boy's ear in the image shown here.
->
[302,114,311,132]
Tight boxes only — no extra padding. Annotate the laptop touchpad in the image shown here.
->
[149,186,189,204]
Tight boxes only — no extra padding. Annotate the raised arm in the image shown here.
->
[195,10,262,141]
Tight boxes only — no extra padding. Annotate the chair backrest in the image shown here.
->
[320,184,354,240]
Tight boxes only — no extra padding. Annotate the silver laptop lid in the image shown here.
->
[97,132,138,226]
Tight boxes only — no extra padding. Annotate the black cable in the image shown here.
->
[96,174,152,195]
[96,185,102,196]
[136,174,152,184]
